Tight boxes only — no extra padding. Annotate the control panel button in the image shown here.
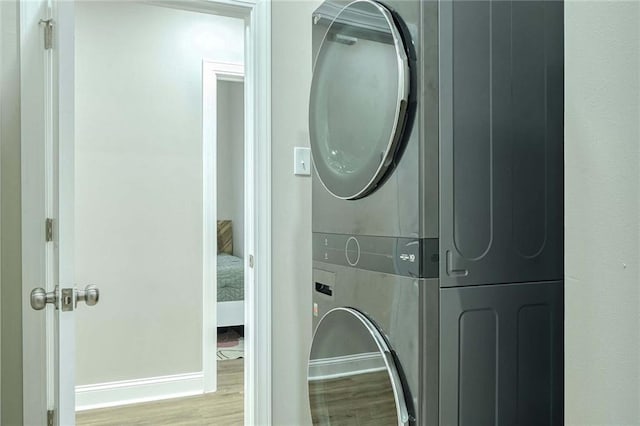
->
[345,236,361,266]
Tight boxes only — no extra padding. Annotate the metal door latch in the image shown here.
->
[60,288,74,311]
[30,285,100,311]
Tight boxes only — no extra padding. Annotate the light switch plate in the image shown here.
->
[294,147,311,176]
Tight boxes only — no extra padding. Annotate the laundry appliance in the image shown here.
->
[308,0,565,425]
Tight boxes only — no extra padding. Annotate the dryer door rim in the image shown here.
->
[308,306,411,426]
[309,0,411,200]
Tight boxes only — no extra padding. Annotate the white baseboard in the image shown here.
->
[76,372,204,411]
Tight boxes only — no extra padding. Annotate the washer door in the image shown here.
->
[309,0,412,200]
[308,307,411,425]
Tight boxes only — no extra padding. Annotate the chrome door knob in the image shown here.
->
[30,287,57,310]
[76,285,99,307]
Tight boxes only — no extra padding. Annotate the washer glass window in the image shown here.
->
[308,308,410,425]
[309,0,411,200]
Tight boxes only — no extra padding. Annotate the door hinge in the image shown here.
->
[45,218,54,242]
[47,410,55,426]
[39,19,54,50]
[249,254,255,268]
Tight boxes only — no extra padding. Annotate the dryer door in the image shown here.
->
[308,307,411,425]
[309,0,413,200]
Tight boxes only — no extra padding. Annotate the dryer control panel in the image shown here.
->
[313,232,438,278]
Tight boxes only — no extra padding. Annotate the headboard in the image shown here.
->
[217,220,233,255]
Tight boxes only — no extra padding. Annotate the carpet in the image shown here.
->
[217,329,244,360]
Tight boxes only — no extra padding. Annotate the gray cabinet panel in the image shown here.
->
[458,310,497,425]
[440,281,564,426]
[440,0,564,287]
[451,0,492,261]
[517,304,552,425]
[512,1,548,259]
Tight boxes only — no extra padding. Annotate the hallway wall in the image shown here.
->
[564,2,640,424]
[271,1,319,424]
[74,1,244,405]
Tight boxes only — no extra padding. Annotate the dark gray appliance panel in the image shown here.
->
[440,281,564,426]
[439,0,564,287]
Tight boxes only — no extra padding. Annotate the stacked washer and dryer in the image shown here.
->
[307,0,564,425]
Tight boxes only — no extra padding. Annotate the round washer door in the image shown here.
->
[309,0,412,200]
[308,307,411,425]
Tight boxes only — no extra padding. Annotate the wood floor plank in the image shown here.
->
[76,359,244,426]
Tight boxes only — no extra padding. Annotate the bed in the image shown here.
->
[217,220,244,327]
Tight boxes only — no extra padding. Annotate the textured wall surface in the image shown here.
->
[565,2,640,425]
[271,1,320,424]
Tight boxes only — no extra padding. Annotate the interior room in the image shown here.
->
[66,1,247,423]
[215,80,246,365]
[0,0,639,425]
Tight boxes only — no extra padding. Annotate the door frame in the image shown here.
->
[201,60,245,393]
[19,0,272,424]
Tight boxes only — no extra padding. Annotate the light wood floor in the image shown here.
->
[76,359,244,426]
[309,369,396,425]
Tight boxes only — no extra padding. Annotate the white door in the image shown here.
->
[21,1,86,425]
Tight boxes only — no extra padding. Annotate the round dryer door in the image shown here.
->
[308,307,411,425]
[309,0,412,200]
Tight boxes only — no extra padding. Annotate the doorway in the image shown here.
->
[213,77,246,425]
[19,0,272,424]
[68,2,246,423]
[210,74,246,378]
[201,61,247,397]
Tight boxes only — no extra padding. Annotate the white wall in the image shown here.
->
[217,81,245,258]
[565,2,640,425]
[271,1,319,424]
[74,1,244,389]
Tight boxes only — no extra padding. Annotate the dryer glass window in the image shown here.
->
[308,307,410,425]
[309,0,411,200]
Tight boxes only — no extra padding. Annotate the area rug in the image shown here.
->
[217,329,244,360]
